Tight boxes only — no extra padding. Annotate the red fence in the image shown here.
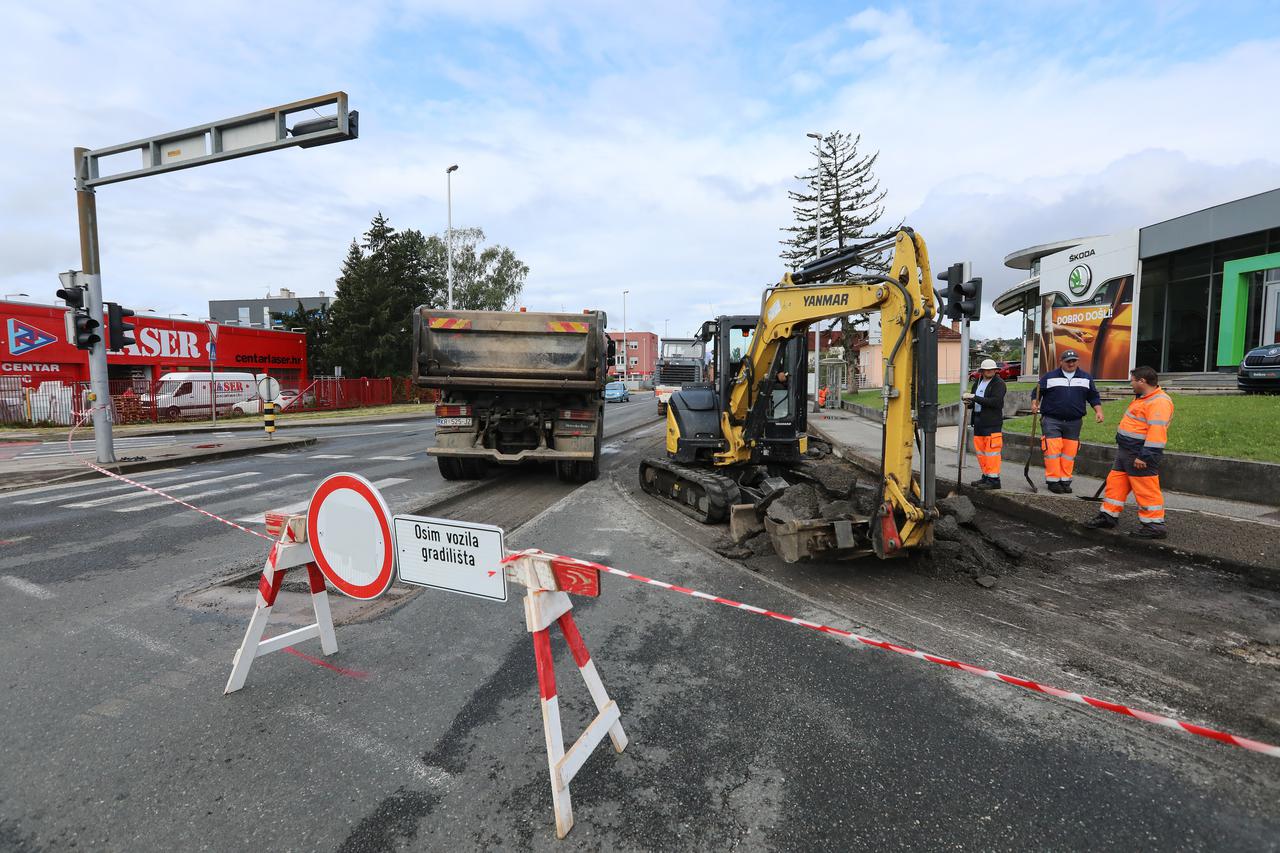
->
[0,376,435,426]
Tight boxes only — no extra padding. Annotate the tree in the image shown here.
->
[780,131,893,390]
[322,214,529,377]
[274,299,334,375]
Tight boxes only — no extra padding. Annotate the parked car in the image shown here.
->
[142,372,263,420]
[1238,345,1280,393]
[604,381,630,403]
[968,360,1021,381]
[230,388,308,416]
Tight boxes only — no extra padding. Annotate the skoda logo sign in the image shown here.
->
[1068,264,1092,296]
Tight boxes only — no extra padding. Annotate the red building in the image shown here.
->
[607,330,658,380]
[1,299,307,388]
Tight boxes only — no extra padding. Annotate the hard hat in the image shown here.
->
[979,358,998,370]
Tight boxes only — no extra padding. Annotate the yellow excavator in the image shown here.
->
[639,228,941,560]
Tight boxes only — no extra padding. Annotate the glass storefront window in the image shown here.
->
[1136,258,1167,370]
[1165,274,1210,372]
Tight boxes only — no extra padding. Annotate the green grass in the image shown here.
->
[1003,393,1280,464]
[842,382,1037,407]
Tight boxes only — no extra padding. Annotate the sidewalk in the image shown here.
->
[809,409,1280,581]
[0,434,316,491]
[0,404,433,443]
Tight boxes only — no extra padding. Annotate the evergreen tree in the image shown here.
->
[274,299,334,375]
[321,214,530,378]
[780,131,893,390]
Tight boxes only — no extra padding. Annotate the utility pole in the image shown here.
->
[622,290,630,382]
[73,148,116,464]
[446,164,458,309]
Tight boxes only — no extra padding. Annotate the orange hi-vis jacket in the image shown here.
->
[1116,388,1174,463]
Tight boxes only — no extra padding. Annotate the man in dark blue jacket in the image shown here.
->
[1030,349,1104,493]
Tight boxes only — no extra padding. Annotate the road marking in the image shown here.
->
[62,471,258,508]
[234,477,410,523]
[12,469,209,505]
[0,536,33,545]
[259,452,297,458]
[1,467,184,501]
[369,455,414,461]
[309,454,353,459]
[103,623,199,665]
[114,474,308,512]
[1,576,54,600]
[283,707,451,785]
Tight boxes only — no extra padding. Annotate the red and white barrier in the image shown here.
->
[527,552,1280,760]
[224,512,338,694]
[504,549,629,839]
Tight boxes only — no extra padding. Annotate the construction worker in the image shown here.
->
[817,385,830,408]
[962,358,1006,490]
[1031,349,1103,493]
[1085,366,1174,539]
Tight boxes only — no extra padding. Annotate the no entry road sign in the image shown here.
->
[307,473,395,600]
[393,515,506,602]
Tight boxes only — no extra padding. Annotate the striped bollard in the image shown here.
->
[503,549,628,839]
[263,400,276,437]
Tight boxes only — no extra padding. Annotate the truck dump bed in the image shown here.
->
[413,308,609,391]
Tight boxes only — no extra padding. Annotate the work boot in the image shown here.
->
[1060,481,1074,494]
[1047,482,1065,494]
[975,477,1001,490]
[1129,524,1168,540]
[969,477,988,488]
[1083,513,1117,529]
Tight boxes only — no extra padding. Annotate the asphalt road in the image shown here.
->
[1,389,1277,851]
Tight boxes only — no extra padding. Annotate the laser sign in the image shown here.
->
[393,515,507,602]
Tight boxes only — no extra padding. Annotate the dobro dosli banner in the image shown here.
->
[1037,229,1139,380]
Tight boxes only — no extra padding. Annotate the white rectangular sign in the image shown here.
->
[392,515,507,602]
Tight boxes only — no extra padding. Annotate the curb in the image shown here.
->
[808,423,1279,589]
[0,436,318,493]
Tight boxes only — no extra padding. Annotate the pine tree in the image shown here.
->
[780,131,893,391]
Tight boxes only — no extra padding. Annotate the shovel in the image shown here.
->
[1023,412,1039,493]
[1078,479,1107,502]
[949,400,970,497]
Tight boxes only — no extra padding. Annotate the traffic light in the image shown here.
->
[936,262,965,321]
[106,302,136,351]
[936,263,983,322]
[953,276,982,321]
[57,281,101,350]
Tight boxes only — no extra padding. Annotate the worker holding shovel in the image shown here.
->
[962,358,1007,490]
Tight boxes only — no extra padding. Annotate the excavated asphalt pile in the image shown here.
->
[717,451,1037,587]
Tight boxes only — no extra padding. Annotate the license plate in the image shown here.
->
[437,417,473,427]
[1252,371,1278,378]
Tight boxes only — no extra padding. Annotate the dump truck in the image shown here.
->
[413,308,613,483]
[653,337,705,416]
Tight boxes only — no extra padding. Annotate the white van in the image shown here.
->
[145,372,264,419]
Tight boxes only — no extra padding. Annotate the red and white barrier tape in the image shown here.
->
[543,553,1280,759]
[66,409,273,542]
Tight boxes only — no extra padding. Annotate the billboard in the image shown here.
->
[1037,230,1139,379]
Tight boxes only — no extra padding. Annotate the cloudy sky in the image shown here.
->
[4,0,1280,339]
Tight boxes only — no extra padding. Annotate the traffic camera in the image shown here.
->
[106,302,137,351]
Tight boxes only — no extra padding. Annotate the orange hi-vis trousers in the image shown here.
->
[1041,435,1080,483]
[973,433,1002,477]
[1102,469,1165,524]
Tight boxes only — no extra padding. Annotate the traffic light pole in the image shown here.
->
[74,147,116,464]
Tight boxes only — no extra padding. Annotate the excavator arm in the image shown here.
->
[719,229,939,554]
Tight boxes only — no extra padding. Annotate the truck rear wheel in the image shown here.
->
[555,461,577,483]
[438,457,464,480]
[461,459,487,479]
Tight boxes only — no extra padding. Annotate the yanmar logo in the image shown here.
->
[802,293,849,308]
[1069,249,1095,262]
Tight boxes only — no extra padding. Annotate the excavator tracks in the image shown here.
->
[638,457,742,524]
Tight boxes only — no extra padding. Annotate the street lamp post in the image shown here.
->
[806,131,825,411]
[446,164,458,309]
[622,290,629,382]
[664,318,669,339]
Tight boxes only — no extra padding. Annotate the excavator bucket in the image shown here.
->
[763,515,873,563]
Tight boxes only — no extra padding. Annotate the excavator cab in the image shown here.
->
[667,317,807,465]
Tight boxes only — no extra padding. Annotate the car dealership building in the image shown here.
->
[994,188,1280,380]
